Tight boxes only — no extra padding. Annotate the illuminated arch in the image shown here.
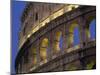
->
[85,16,96,40]
[68,21,80,47]
[40,38,49,63]
[53,31,62,53]
[31,47,37,65]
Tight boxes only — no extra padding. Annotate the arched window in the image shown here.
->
[40,38,49,63]
[73,27,80,45]
[69,22,80,47]
[24,50,29,64]
[59,36,63,49]
[35,12,38,21]
[89,19,96,40]
[85,15,96,40]
[31,47,37,65]
[53,31,62,53]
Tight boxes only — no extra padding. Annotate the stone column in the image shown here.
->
[36,39,41,66]
[49,30,55,59]
[78,16,89,69]
[46,34,52,62]
[21,56,24,73]
[78,16,89,48]
[62,23,69,52]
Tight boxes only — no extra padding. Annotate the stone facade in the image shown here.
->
[15,2,96,74]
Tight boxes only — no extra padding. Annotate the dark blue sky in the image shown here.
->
[90,19,96,39]
[12,0,26,73]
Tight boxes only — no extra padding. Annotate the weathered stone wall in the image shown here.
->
[15,5,96,74]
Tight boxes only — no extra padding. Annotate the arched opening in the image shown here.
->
[69,21,80,47]
[59,35,63,49]
[85,15,96,40]
[31,47,37,65]
[18,63,21,73]
[89,19,96,40]
[24,50,29,64]
[73,27,80,45]
[53,31,62,53]
[40,38,49,63]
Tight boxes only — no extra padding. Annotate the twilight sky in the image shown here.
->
[12,0,26,73]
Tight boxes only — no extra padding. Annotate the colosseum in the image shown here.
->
[15,2,96,74]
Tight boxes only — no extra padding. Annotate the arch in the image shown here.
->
[89,19,96,40]
[87,15,96,26]
[24,50,29,64]
[40,38,49,63]
[31,47,37,65]
[18,63,21,73]
[59,35,63,49]
[73,26,80,45]
[85,15,96,40]
[68,21,80,47]
[53,31,62,53]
